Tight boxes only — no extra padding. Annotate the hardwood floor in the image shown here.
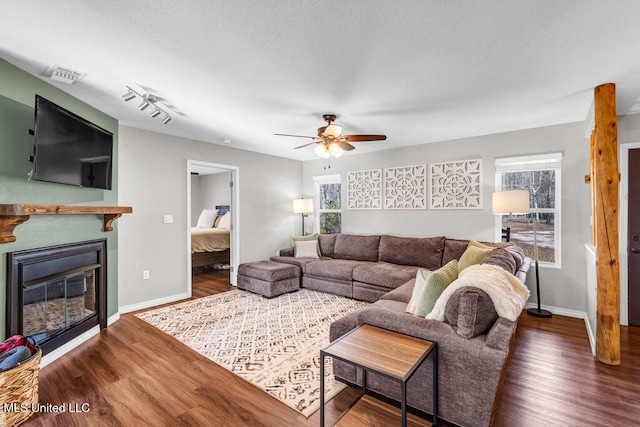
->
[21,274,640,427]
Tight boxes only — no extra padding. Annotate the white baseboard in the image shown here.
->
[524,302,595,356]
[40,313,120,369]
[118,292,190,314]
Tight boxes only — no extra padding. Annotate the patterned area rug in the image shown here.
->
[136,289,367,417]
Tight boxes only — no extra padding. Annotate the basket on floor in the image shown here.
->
[0,347,41,427]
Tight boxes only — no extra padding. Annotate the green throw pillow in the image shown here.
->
[458,240,495,273]
[414,260,459,318]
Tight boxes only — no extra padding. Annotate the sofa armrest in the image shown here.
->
[279,247,294,257]
[329,310,360,342]
[485,317,517,351]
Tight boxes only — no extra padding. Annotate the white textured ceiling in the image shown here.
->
[2,1,640,160]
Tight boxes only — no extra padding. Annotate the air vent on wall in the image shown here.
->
[46,64,87,84]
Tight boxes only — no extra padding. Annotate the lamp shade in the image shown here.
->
[492,190,530,215]
[293,198,314,214]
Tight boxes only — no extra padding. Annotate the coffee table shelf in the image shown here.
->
[320,324,438,427]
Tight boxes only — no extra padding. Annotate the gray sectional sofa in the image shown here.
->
[271,233,531,427]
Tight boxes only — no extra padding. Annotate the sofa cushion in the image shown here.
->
[444,286,499,338]
[380,278,415,304]
[334,234,381,261]
[378,235,446,270]
[318,234,337,258]
[352,262,419,289]
[305,259,372,281]
[414,260,459,317]
[269,256,324,273]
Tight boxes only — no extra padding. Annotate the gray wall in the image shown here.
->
[302,121,592,312]
[0,59,119,338]
[117,126,301,308]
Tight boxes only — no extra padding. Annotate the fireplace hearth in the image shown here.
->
[6,240,107,355]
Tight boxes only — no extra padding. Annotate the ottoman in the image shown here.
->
[237,260,300,298]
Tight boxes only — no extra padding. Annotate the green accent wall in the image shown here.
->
[0,59,119,339]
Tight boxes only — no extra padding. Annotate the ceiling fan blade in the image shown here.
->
[294,141,319,149]
[342,134,387,142]
[336,141,355,151]
[274,133,317,139]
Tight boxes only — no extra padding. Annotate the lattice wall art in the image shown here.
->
[384,164,427,209]
[430,159,483,209]
[347,169,382,209]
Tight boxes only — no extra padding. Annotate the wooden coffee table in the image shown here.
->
[320,324,438,426]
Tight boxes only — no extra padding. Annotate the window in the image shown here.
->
[495,153,562,268]
[314,174,342,234]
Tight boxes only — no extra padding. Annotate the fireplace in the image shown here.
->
[6,240,107,355]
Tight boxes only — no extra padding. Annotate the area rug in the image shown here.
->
[136,289,368,417]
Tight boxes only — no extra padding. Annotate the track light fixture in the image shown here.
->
[121,86,172,124]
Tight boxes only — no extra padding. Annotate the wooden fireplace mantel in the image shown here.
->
[0,204,133,244]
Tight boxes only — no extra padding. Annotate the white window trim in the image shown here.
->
[313,174,341,234]
[494,153,562,269]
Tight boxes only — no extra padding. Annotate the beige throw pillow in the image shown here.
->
[406,269,433,314]
[294,240,319,258]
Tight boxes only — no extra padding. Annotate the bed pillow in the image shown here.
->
[406,269,432,314]
[217,212,231,229]
[196,208,218,228]
[458,240,495,273]
[213,215,224,228]
[414,260,459,318]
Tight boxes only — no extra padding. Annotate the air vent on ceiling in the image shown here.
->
[46,64,86,84]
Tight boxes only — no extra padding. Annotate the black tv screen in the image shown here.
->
[32,95,113,190]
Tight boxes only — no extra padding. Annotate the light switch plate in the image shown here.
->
[164,215,173,224]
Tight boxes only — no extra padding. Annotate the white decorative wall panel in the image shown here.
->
[430,159,483,209]
[384,164,427,210]
[347,169,382,209]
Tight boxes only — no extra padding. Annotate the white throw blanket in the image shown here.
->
[426,264,530,322]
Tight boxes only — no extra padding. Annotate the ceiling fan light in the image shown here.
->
[314,143,330,159]
[322,124,342,138]
[329,142,344,157]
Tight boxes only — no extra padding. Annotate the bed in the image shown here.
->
[191,205,231,268]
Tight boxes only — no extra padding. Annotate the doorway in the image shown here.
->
[186,160,240,298]
[620,143,640,327]
[628,148,640,326]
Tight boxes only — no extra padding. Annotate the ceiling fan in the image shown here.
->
[275,114,387,158]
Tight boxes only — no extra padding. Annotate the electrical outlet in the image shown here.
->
[143,270,150,280]
[164,215,173,224]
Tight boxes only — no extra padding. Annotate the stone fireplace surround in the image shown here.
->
[6,239,107,355]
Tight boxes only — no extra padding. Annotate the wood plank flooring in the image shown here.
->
[20,271,640,426]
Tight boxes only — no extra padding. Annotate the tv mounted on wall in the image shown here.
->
[31,95,113,190]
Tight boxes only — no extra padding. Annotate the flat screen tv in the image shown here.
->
[32,95,113,190]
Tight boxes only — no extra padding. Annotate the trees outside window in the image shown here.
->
[495,153,562,267]
[314,175,341,234]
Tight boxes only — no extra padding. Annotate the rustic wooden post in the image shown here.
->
[593,83,620,365]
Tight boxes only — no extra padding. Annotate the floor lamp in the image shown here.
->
[492,190,552,318]
[292,198,313,236]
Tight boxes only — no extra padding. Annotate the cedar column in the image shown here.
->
[593,83,620,365]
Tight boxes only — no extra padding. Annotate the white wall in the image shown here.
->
[302,120,592,312]
[118,126,302,308]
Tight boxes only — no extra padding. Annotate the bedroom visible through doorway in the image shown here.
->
[187,160,239,299]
